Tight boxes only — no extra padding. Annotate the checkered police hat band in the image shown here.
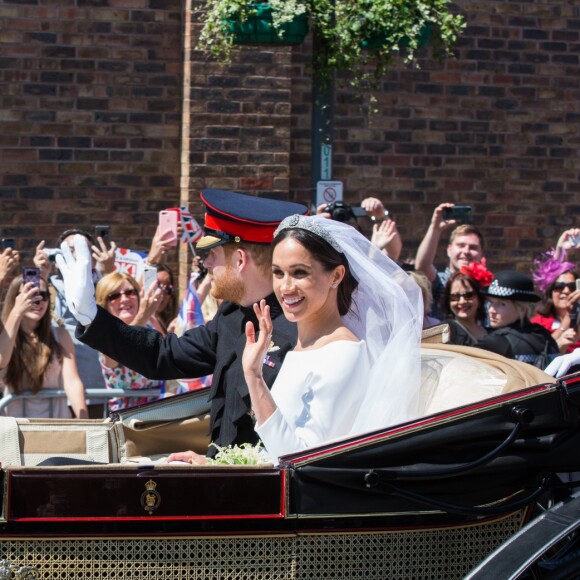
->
[487,279,537,297]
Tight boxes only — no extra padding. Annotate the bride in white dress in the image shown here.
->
[242,215,423,462]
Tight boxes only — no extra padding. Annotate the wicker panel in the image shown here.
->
[0,512,523,579]
[0,537,296,579]
[296,511,525,579]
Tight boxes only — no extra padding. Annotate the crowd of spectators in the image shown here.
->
[0,197,576,419]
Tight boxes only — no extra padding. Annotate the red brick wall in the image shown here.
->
[0,0,183,262]
[289,1,580,270]
[1,0,579,277]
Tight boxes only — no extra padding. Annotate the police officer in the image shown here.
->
[56,190,308,460]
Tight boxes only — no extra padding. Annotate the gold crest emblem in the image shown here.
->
[140,479,161,515]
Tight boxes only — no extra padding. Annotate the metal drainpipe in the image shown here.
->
[179,0,193,302]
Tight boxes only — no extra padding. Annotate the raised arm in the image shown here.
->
[0,284,38,369]
[415,203,456,282]
[242,300,277,425]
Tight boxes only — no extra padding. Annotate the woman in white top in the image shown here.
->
[243,215,423,462]
[0,274,88,418]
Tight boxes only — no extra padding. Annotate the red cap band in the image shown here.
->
[204,213,276,244]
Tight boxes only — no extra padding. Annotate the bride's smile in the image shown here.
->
[272,237,339,325]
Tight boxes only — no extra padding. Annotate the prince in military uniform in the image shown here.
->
[57,189,308,458]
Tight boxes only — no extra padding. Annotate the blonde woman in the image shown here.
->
[476,271,558,367]
[0,274,87,418]
[95,272,165,411]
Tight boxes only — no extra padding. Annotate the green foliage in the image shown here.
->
[197,0,465,88]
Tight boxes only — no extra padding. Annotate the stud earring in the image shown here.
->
[331,283,338,288]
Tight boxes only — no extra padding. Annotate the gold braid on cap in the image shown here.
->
[274,215,343,253]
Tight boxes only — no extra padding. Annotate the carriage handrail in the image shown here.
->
[0,389,163,417]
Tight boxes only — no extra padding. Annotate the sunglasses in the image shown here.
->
[553,281,577,292]
[107,288,138,302]
[449,291,476,302]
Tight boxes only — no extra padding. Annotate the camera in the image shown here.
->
[323,201,367,222]
[45,248,63,263]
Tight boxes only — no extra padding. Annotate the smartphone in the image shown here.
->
[1,238,15,250]
[569,233,580,247]
[159,210,178,248]
[22,266,40,289]
[442,205,473,224]
[142,264,158,293]
[95,225,110,240]
[570,302,580,329]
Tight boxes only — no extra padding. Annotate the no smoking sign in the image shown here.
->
[316,180,343,208]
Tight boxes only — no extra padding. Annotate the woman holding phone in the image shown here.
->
[0,273,88,418]
[531,248,580,354]
[95,272,170,410]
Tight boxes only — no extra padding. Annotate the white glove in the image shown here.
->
[55,234,98,326]
[544,348,580,378]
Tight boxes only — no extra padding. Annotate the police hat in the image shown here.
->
[484,270,541,303]
[196,189,309,250]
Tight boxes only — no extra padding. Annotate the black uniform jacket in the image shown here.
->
[76,292,297,452]
[475,318,558,362]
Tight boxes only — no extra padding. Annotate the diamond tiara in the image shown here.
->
[274,215,343,253]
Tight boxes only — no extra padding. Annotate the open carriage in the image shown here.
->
[1,340,580,579]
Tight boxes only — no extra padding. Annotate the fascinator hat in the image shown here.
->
[274,215,423,434]
[531,248,575,293]
[459,258,493,288]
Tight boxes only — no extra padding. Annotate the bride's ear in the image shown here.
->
[331,265,346,288]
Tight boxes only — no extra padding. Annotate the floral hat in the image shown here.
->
[459,258,493,288]
[531,248,575,293]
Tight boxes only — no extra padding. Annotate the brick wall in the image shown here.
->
[0,0,183,263]
[1,0,579,277]
[186,4,295,218]
[289,1,580,271]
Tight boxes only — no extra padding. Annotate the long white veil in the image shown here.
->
[276,216,423,435]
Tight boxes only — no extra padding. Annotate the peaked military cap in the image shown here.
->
[196,189,309,250]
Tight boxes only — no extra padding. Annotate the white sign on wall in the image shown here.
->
[316,181,343,208]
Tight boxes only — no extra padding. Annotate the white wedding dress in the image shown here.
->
[256,340,370,462]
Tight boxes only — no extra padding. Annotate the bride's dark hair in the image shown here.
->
[273,228,358,316]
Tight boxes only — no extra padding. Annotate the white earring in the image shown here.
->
[331,283,338,288]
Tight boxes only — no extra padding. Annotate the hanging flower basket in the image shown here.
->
[227,2,309,45]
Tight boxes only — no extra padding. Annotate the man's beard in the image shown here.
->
[211,266,245,304]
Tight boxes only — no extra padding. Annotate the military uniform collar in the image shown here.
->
[240,292,282,319]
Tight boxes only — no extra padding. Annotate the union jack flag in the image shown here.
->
[180,205,203,245]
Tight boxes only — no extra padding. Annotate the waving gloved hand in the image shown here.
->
[55,234,98,326]
[544,348,580,378]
